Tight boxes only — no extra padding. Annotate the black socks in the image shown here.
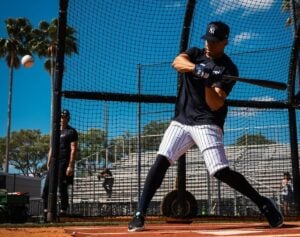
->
[137,155,170,215]
[214,167,265,207]
[137,159,266,215]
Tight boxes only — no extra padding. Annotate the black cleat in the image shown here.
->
[128,212,145,232]
[260,197,283,228]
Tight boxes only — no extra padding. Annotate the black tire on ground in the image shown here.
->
[160,190,198,218]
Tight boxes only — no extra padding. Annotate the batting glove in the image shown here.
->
[193,63,215,87]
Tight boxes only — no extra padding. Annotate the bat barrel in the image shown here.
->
[222,75,287,90]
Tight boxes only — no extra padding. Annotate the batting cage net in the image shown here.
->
[53,0,300,218]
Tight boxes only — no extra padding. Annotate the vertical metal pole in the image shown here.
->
[176,0,196,208]
[93,173,95,202]
[122,138,125,159]
[233,165,237,216]
[47,0,68,222]
[96,152,99,167]
[114,145,117,163]
[287,0,300,215]
[137,64,142,201]
[217,180,221,215]
[207,170,211,214]
[105,148,109,168]
[104,101,109,167]
[288,108,300,214]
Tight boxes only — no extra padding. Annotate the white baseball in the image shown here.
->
[21,55,34,68]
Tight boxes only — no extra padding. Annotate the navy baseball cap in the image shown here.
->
[201,21,230,42]
[61,109,70,118]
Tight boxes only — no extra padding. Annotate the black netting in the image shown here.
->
[56,0,300,217]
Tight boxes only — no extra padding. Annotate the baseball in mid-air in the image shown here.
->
[21,55,34,68]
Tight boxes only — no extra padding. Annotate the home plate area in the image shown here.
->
[65,222,300,237]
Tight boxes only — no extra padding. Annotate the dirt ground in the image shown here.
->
[0,227,70,237]
[1,216,300,237]
[1,221,300,237]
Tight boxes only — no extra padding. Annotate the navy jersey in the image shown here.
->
[59,125,78,161]
[173,47,238,129]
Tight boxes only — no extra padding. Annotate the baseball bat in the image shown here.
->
[222,75,287,90]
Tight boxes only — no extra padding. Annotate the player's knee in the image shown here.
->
[214,167,246,185]
[148,155,171,187]
[214,167,231,181]
[152,155,171,170]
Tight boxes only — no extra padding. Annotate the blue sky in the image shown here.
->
[0,0,59,137]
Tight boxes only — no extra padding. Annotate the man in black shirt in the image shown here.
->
[128,21,283,231]
[42,109,78,220]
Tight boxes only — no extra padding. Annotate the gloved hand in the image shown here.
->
[194,63,210,78]
[194,63,224,87]
[193,63,215,87]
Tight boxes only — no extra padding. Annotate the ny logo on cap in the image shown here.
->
[209,25,216,35]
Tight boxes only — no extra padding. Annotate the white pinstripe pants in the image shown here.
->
[158,121,229,175]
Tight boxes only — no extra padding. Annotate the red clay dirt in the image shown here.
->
[1,219,300,237]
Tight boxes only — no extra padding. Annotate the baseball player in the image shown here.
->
[128,21,283,231]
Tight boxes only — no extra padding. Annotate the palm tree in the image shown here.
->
[0,18,33,172]
[30,18,78,143]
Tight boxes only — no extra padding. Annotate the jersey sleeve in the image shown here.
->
[70,128,78,143]
[184,47,203,63]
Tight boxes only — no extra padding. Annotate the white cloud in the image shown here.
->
[211,0,274,15]
[229,108,257,117]
[233,32,259,44]
[164,2,183,8]
[229,96,276,117]
[250,96,276,101]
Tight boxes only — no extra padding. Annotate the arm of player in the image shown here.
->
[47,148,52,170]
[173,53,226,110]
[66,141,78,176]
[172,53,195,73]
[205,87,227,111]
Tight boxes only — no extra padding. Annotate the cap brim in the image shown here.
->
[201,35,222,42]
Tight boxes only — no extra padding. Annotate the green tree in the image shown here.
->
[234,133,275,146]
[30,18,78,143]
[0,18,33,172]
[142,121,169,151]
[109,135,127,162]
[0,130,49,176]
[78,128,107,160]
[30,18,78,75]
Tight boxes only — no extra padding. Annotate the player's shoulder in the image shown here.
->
[185,47,204,55]
[184,47,205,62]
[221,53,239,76]
[67,125,76,131]
[66,125,78,136]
